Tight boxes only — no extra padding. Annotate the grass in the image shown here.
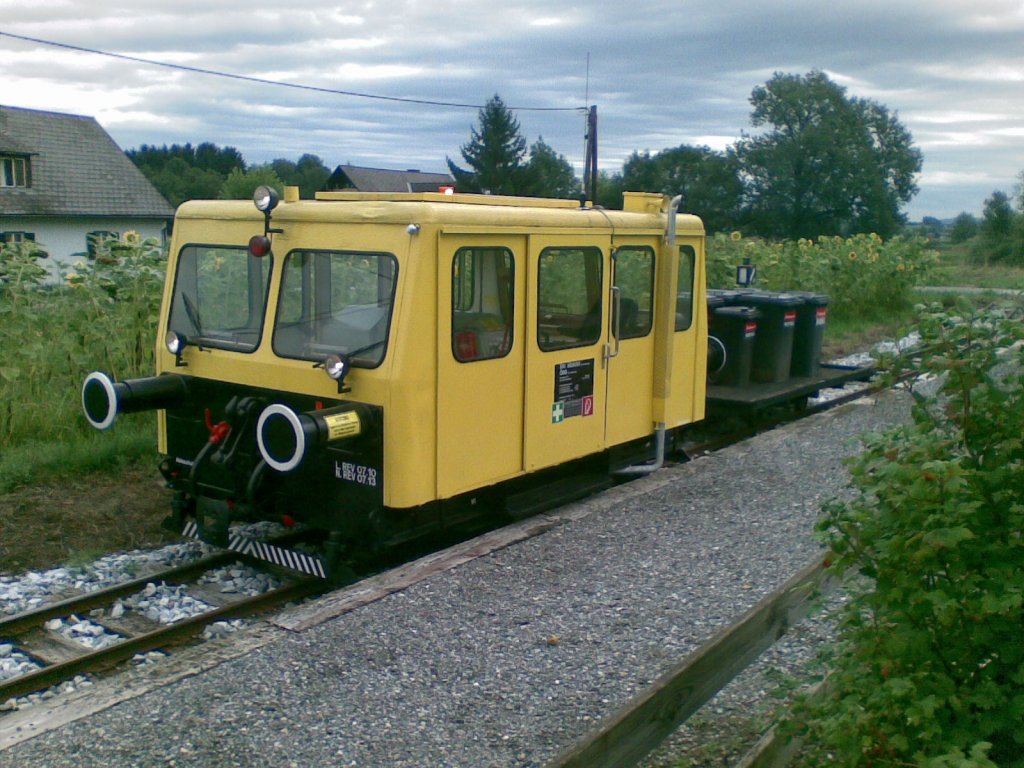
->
[0,416,157,495]
[823,308,919,359]
[929,239,1024,290]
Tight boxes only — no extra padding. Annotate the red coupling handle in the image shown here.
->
[204,407,231,445]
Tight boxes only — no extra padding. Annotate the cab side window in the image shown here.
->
[452,247,515,362]
[612,246,654,339]
[675,245,697,331]
[537,247,603,351]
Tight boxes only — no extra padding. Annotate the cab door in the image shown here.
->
[523,235,609,471]
[604,239,659,446]
[436,236,526,497]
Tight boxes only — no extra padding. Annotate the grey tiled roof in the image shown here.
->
[0,105,174,218]
[327,164,454,193]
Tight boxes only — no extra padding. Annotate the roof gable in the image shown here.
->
[0,105,174,219]
[327,164,454,193]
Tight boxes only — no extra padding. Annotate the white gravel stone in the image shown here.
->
[0,649,42,683]
[198,563,280,597]
[125,583,213,624]
[45,617,123,650]
[0,541,208,616]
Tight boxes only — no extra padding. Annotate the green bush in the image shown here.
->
[792,303,1024,766]
[707,232,938,322]
[0,234,165,453]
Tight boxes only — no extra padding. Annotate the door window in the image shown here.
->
[612,246,654,339]
[537,246,603,351]
[451,247,515,362]
[675,245,697,331]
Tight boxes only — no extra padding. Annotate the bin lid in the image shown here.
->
[736,290,804,306]
[713,305,761,319]
[784,290,831,306]
[708,289,747,303]
[706,295,727,309]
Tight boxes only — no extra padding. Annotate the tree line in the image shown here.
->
[129,70,928,241]
[966,180,1024,265]
[454,72,922,240]
[127,144,332,208]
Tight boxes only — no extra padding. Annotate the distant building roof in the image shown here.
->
[326,164,454,194]
[0,105,174,219]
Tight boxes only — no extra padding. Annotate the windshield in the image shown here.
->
[168,245,270,352]
[273,250,398,367]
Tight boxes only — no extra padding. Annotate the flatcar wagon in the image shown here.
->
[82,188,709,579]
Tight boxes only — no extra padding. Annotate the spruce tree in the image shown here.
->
[447,95,528,195]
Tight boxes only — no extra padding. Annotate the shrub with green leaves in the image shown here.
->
[707,232,938,322]
[0,234,165,453]
[792,303,1024,766]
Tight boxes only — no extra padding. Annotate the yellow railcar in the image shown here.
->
[82,187,707,579]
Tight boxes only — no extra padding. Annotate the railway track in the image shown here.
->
[0,365,890,730]
[0,551,325,704]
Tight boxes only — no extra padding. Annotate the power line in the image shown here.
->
[0,30,587,113]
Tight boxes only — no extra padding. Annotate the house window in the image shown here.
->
[0,156,30,188]
[0,231,36,244]
[86,231,119,259]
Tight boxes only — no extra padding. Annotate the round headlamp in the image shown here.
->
[165,331,186,355]
[324,354,348,382]
[253,185,280,213]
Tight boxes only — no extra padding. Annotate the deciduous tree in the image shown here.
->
[218,167,284,200]
[735,70,921,239]
[619,145,743,232]
[949,212,979,244]
[976,190,1019,265]
[267,154,332,199]
[520,137,581,199]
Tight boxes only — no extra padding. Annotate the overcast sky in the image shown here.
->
[2,0,1023,220]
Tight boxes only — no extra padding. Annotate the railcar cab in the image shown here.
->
[82,187,708,580]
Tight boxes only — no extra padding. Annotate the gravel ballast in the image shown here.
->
[0,391,910,768]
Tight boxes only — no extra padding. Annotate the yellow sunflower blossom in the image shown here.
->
[848,251,858,260]
[730,231,742,241]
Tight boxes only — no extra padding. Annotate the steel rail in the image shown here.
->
[0,578,324,702]
[0,551,241,638]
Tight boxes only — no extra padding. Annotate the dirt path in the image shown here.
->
[0,464,175,574]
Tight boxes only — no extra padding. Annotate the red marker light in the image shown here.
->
[248,235,271,257]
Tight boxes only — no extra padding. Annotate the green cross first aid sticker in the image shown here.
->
[551,401,565,423]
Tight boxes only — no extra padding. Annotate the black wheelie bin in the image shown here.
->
[708,305,760,386]
[737,291,802,383]
[787,292,830,378]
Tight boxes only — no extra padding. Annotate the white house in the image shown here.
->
[0,105,174,274]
